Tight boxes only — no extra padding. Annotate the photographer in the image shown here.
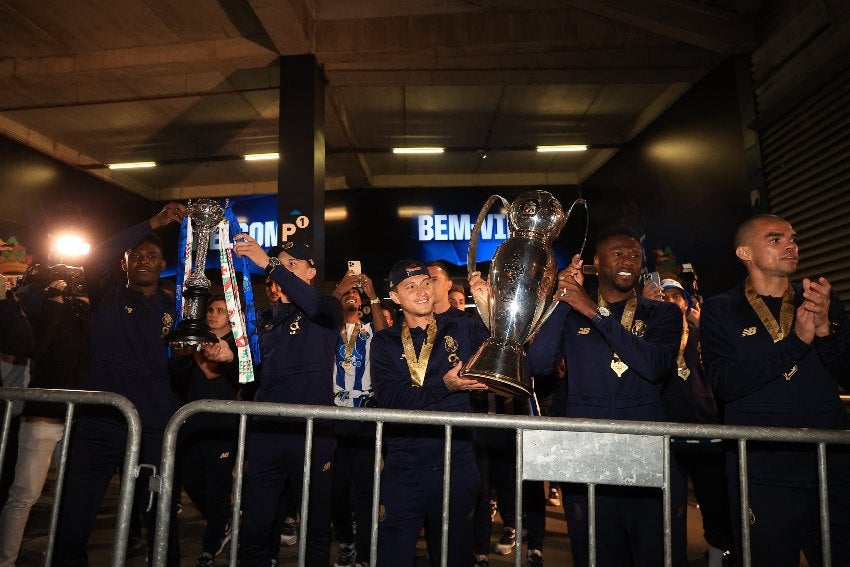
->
[0,272,90,567]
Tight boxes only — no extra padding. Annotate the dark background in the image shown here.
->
[1,58,752,298]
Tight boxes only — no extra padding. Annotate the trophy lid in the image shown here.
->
[188,198,225,229]
[508,190,566,238]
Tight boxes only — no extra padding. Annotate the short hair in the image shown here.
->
[131,233,164,254]
[208,293,226,305]
[734,214,786,248]
[593,225,640,254]
[449,283,466,295]
[425,260,452,276]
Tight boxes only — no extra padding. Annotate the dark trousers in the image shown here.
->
[331,432,376,563]
[475,427,545,552]
[378,462,480,567]
[729,480,850,567]
[180,433,236,555]
[238,423,336,567]
[54,417,180,567]
[563,484,663,567]
[672,446,734,553]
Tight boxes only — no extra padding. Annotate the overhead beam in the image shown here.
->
[561,0,754,53]
[0,38,277,82]
[247,0,314,54]
[314,6,683,56]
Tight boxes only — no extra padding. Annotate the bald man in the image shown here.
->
[700,213,850,566]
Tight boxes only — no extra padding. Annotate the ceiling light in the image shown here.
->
[244,152,280,161]
[325,207,348,222]
[106,161,157,169]
[397,206,434,218]
[392,147,445,155]
[535,145,588,153]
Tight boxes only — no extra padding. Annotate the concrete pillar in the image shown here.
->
[278,55,326,282]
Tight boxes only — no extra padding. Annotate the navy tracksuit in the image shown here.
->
[238,266,341,567]
[53,221,182,567]
[701,281,850,567]
[661,323,735,564]
[170,331,240,556]
[370,313,489,567]
[529,296,681,567]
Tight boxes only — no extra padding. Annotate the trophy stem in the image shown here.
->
[186,224,213,288]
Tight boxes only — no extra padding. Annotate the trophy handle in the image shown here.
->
[528,198,590,339]
[467,194,511,329]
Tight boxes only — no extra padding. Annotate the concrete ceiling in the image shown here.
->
[0,0,765,201]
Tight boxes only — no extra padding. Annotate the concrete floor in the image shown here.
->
[14,478,716,566]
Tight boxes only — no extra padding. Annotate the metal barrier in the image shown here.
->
[0,387,142,567]
[152,400,850,567]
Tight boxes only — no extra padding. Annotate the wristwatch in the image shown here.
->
[592,306,610,325]
[265,256,282,275]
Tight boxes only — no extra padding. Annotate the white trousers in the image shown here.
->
[0,419,63,567]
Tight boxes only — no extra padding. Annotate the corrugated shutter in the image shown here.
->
[760,66,850,302]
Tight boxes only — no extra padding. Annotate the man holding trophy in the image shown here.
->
[54,203,187,567]
[232,235,341,567]
[526,225,682,567]
[370,259,488,567]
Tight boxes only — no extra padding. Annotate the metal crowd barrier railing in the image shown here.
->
[151,400,850,567]
[0,387,142,567]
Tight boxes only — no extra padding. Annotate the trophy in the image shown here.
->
[165,199,224,347]
[463,190,587,397]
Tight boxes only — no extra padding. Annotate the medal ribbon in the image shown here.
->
[222,203,260,364]
[217,219,255,384]
[598,290,638,357]
[175,216,193,325]
[676,316,690,379]
[744,278,795,342]
[340,322,362,369]
[599,291,637,377]
[401,319,437,387]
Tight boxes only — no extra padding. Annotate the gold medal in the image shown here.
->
[611,356,628,377]
[289,314,302,335]
[784,364,798,381]
[677,366,691,380]
[339,322,362,373]
[599,291,637,378]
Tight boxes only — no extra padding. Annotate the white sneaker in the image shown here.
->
[280,517,297,546]
[495,527,516,555]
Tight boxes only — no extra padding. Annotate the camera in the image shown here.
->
[20,263,88,297]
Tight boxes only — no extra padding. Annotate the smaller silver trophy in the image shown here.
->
[165,199,224,347]
[463,190,587,397]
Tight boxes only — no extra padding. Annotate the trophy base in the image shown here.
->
[165,324,218,347]
[461,338,531,398]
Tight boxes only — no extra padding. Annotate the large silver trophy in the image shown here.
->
[165,199,224,347]
[463,190,587,397]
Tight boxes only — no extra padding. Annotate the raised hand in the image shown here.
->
[150,203,187,230]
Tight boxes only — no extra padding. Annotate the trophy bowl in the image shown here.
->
[463,191,587,397]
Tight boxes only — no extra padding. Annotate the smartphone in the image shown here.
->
[347,260,362,275]
[642,271,660,288]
